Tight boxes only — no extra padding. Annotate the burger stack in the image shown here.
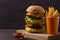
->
[25,5,46,33]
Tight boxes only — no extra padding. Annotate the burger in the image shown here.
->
[25,5,46,33]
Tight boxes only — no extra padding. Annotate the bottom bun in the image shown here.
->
[25,27,45,33]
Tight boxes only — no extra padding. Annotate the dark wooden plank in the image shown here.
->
[22,30,60,40]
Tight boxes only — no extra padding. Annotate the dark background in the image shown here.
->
[0,0,60,30]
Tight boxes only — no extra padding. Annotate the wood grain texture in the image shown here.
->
[22,30,60,40]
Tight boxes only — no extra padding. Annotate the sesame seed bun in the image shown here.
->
[26,5,45,14]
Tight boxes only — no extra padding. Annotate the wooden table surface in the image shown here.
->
[0,29,38,40]
[0,29,60,40]
[0,29,16,40]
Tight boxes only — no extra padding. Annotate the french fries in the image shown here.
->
[46,7,59,17]
[49,7,54,16]
[53,10,59,17]
[46,10,48,17]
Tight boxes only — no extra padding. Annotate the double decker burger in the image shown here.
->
[25,5,46,33]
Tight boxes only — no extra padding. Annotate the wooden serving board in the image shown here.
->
[18,30,60,40]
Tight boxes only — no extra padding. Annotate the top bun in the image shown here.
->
[26,5,45,14]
